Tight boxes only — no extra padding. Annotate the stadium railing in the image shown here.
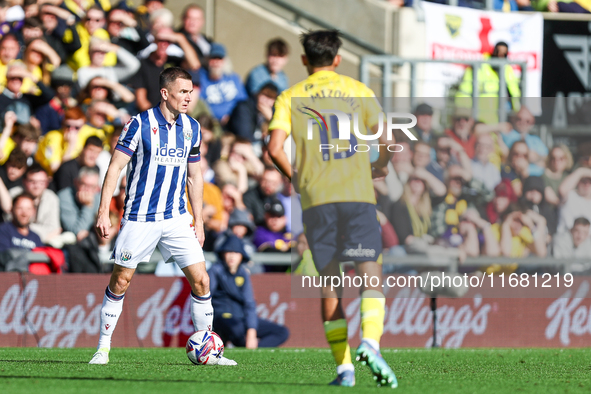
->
[359,55,528,122]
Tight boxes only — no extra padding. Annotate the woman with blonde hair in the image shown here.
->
[389,168,437,248]
[543,144,573,205]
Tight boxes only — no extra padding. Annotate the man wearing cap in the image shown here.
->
[0,62,55,127]
[412,103,436,144]
[445,107,477,159]
[194,43,248,125]
[209,234,290,348]
[252,197,293,253]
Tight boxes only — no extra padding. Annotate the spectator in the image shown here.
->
[444,107,477,158]
[496,209,547,258]
[137,0,165,31]
[0,61,55,126]
[575,141,591,169]
[276,175,303,235]
[0,174,10,219]
[77,38,140,89]
[375,141,414,203]
[485,178,517,225]
[178,4,212,65]
[245,38,290,96]
[22,39,61,93]
[412,141,432,169]
[0,33,21,87]
[389,169,434,249]
[194,113,222,165]
[215,138,264,192]
[557,167,591,233]
[553,217,591,263]
[79,77,136,115]
[253,197,293,253]
[58,166,100,241]
[35,65,78,135]
[36,107,102,175]
[51,135,102,192]
[430,165,492,257]
[83,99,123,138]
[96,126,125,188]
[502,106,547,176]
[106,4,151,56]
[473,121,511,170]
[243,167,283,226]
[227,82,278,146]
[411,103,436,144]
[209,234,290,348]
[456,42,521,124]
[195,43,248,125]
[0,193,43,252]
[187,79,221,139]
[38,4,82,62]
[0,148,27,193]
[132,27,199,111]
[1,120,41,166]
[521,176,557,235]
[9,164,61,244]
[68,5,115,71]
[472,133,501,193]
[501,141,530,197]
[543,144,573,206]
[221,183,248,227]
[426,136,472,183]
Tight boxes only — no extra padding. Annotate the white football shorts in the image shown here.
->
[112,213,205,269]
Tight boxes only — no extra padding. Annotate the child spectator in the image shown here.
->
[209,234,290,348]
[553,217,591,267]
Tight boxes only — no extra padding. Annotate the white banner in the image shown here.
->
[422,2,543,100]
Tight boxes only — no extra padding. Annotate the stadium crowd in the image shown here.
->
[0,0,589,277]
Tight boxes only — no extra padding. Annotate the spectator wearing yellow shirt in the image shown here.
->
[68,6,116,71]
[0,115,41,166]
[493,210,547,258]
[36,107,104,174]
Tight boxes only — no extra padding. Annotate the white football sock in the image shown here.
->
[190,291,213,331]
[97,286,125,351]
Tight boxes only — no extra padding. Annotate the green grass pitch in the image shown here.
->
[0,347,590,393]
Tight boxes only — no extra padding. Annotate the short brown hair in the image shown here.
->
[14,124,41,142]
[160,67,192,90]
[6,149,28,169]
[12,192,36,208]
[267,38,289,57]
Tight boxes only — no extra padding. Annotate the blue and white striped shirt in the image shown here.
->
[115,106,201,222]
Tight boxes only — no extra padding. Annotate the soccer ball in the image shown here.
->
[186,330,224,365]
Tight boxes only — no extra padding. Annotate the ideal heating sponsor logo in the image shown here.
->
[154,144,188,166]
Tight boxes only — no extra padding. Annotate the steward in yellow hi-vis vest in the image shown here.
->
[267,29,399,388]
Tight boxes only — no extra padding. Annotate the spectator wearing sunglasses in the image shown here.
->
[502,106,547,176]
[501,141,530,197]
[35,108,103,175]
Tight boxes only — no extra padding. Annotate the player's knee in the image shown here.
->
[113,276,131,293]
[195,272,209,293]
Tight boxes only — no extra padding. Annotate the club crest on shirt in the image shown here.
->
[121,249,133,262]
[183,128,192,141]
